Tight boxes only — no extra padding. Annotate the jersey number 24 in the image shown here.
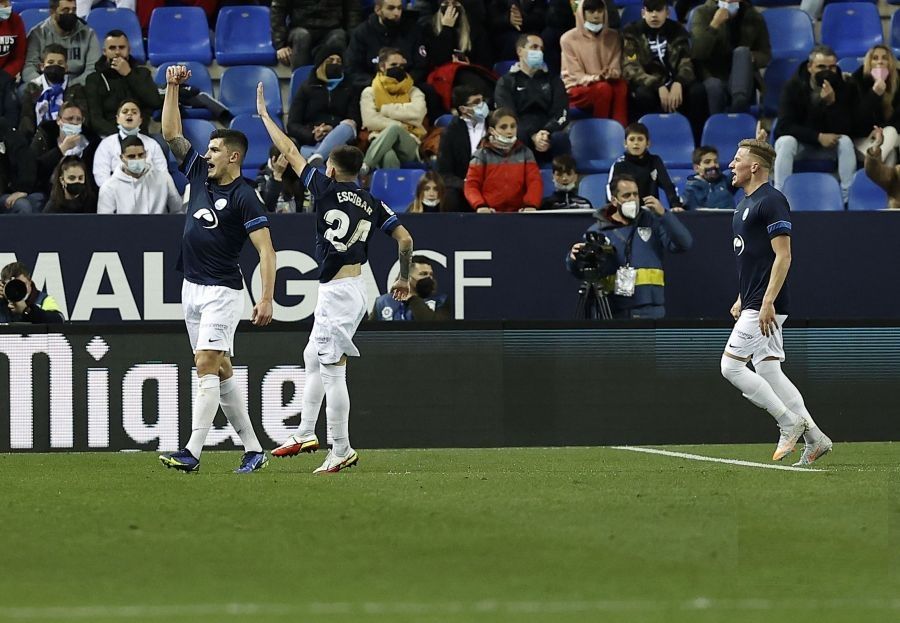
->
[323,209,372,252]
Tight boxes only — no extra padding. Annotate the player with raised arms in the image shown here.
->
[158,65,277,474]
[722,138,832,465]
[255,82,414,474]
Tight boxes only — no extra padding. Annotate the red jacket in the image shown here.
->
[0,13,26,79]
[464,140,543,212]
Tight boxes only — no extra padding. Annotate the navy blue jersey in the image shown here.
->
[732,183,791,314]
[177,147,269,290]
[300,164,400,283]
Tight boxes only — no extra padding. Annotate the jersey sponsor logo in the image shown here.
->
[193,207,219,229]
[733,235,744,256]
[742,207,749,221]
[638,227,652,242]
[214,198,228,211]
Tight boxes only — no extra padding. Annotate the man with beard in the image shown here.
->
[369,255,452,321]
[23,0,100,87]
[345,0,425,89]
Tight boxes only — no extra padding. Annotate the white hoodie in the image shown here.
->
[97,166,184,215]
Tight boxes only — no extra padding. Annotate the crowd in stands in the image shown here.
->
[0,0,898,216]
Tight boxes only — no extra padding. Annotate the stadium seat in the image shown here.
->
[892,11,900,57]
[847,170,888,210]
[434,114,454,128]
[153,61,214,119]
[760,58,801,116]
[289,65,314,99]
[148,7,212,65]
[229,114,282,180]
[87,8,145,64]
[569,119,624,173]
[219,66,282,117]
[751,0,797,6]
[19,7,48,34]
[369,169,425,212]
[181,118,216,153]
[11,0,47,11]
[821,3,883,60]
[667,168,693,198]
[215,6,276,66]
[837,57,863,74]
[577,174,608,208]
[540,168,555,198]
[638,113,694,168]
[782,173,844,211]
[762,8,814,61]
[701,113,757,163]
[493,60,516,75]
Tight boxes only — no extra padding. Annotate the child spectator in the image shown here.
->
[435,85,488,212]
[464,108,543,212]
[20,44,89,139]
[851,45,900,166]
[682,145,736,210]
[92,99,167,189]
[408,171,446,213]
[540,154,593,210]
[44,155,96,213]
[607,122,682,208]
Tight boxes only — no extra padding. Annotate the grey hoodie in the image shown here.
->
[23,16,100,86]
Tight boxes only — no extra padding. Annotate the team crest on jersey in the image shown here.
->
[214,198,228,211]
[381,306,394,320]
[638,227,652,242]
[742,207,749,221]
[193,207,219,229]
[733,235,745,255]
[650,169,658,181]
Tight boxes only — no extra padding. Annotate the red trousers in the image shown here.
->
[568,79,629,127]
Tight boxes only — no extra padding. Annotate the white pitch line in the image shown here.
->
[612,446,826,472]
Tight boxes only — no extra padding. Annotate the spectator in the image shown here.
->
[0,0,25,127]
[287,45,359,169]
[92,99,167,189]
[360,48,427,172]
[407,171,446,212]
[435,84,487,211]
[369,254,452,320]
[464,107,542,212]
[85,30,162,138]
[487,0,547,62]
[623,0,708,141]
[0,118,43,214]
[851,45,900,166]
[495,33,570,165]
[607,122,682,208]
[682,145,736,210]
[346,0,425,89]
[75,0,134,19]
[256,145,305,213]
[44,155,97,213]
[566,173,692,319]
[270,0,361,69]
[19,43,88,139]
[545,0,619,74]
[560,0,627,126]
[0,261,65,323]
[97,135,182,214]
[540,153,593,210]
[690,0,770,114]
[773,45,857,204]
[31,100,96,195]
[864,127,900,209]
[23,0,100,88]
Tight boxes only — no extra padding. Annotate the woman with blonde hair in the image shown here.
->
[852,44,900,165]
[407,171,446,213]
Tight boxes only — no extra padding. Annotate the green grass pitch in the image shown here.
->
[1,444,898,623]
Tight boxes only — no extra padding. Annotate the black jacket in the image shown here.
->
[435,116,480,187]
[270,0,362,48]
[30,120,98,195]
[494,64,568,142]
[540,190,593,210]
[608,152,682,208]
[850,66,900,137]
[287,72,360,146]
[84,56,162,137]
[0,119,36,194]
[775,62,857,145]
[419,1,492,71]
[345,13,426,87]
[487,0,547,36]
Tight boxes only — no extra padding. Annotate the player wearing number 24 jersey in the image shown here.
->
[255,81,414,474]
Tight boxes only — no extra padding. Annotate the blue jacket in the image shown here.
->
[370,292,452,321]
[683,171,737,210]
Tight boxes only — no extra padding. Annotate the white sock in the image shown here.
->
[754,360,825,444]
[720,356,799,427]
[298,342,325,438]
[321,363,350,457]
[185,374,221,459]
[219,376,263,453]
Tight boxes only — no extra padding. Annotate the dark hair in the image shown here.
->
[692,145,718,165]
[610,174,638,197]
[582,0,606,12]
[515,33,541,52]
[104,29,127,41]
[120,135,144,151]
[42,43,67,60]
[624,122,649,139]
[48,155,96,209]
[329,145,364,176]
[378,47,404,66]
[59,100,83,117]
[452,84,481,109]
[1,261,30,282]
[49,0,65,12]
[209,128,248,163]
[642,0,667,11]
[410,254,434,269]
[487,107,517,129]
[551,154,578,174]
[116,98,141,115]
[808,44,837,62]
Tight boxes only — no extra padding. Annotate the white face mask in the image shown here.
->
[717,1,739,14]
[422,198,440,207]
[584,21,603,33]
[125,158,148,175]
[620,200,639,220]
[490,133,516,150]
[555,182,576,192]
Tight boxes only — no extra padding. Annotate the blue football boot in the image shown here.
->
[235,451,269,474]
[159,448,200,473]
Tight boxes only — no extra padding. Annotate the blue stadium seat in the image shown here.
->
[701,113,757,163]
[170,168,188,195]
[289,65,314,99]
[848,170,888,210]
[638,113,694,168]
[434,114,454,128]
[369,169,425,212]
[783,173,844,211]
[760,58,801,116]
[229,114,282,180]
[148,7,212,65]
[19,8,48,34]
[577,174,608,208]
[153,62,214,119]
[215,6,276,66]
[493,60,516,75]
[821,3,883,60]
[219,66,281,117]
[892,11,900,57]
[181,118,216,153]
[667,168,693,198]
[87,8,145,64]
[540,168,555,198]
[11,0,47,11]
[837,56,863,74]
[762,8,814,61]
[751,0,797,6]
[569,119,624,173]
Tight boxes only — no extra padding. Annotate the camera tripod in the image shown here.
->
[575,278,613,320]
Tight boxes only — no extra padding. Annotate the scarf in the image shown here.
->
[372,73,426,139]
[34,75,67,124]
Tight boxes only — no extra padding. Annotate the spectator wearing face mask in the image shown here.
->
[23,0,100,87]
[97,135,182,214]
[540,154,593,210]
[44,155,97,213]
[435,85,487,212]
[683,145,736,210]
[92,98,167,189]
[19,44,89,139]
[369,254,452,321]
[407,171,446,213]
[851,45,900,166]
[31,100,97,195]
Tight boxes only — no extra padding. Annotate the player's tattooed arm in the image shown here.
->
[162,65,191,164]
[399,245,412,280]
[390,225,414,301]
[166,136,191,165]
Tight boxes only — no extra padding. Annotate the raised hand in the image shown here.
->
[256,81,268,118]
[165,65,191,86]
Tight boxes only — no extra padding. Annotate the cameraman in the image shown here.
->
[370,255,452,321]
[0,262,65,324]
[566,174,692,319]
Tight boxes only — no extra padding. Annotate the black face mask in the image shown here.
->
[65,182,85,197]
[43,64,66,85]
[385,66,407,82]
[813,69,837,88]
[382,16,401,32]
[415,277,436,298]
[325,63,343,79]
[702,165,721,182]
[56,12,77,32]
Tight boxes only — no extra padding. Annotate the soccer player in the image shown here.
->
[722,139,832,465]
[157,65,277,474]
[255,82,413,474]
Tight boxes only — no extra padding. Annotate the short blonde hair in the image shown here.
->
[738,139,775,170]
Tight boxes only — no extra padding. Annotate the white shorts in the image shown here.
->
[310,275,367,365]
[182,280,243,356]
[724,309,787,362]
